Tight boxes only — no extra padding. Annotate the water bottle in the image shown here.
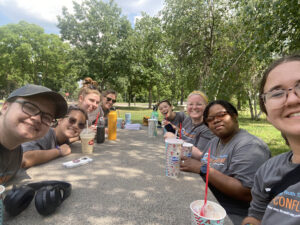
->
[96,117,105,144]
[108,109,117,140]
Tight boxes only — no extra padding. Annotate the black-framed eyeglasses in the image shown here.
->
[106,97,116,104]
[261,82,300,109]
[66,117,85,129]
[205,111,229,123]
[14,100,55,126]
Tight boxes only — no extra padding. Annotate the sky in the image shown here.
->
[0,0,165,34]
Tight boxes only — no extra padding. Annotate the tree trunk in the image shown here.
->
[248,95,254,120]
[253,96,258,120]
[148,88,152,109]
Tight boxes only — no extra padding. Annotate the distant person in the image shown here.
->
[157,99,186,133]
[22,106,87,168]
[77,77,101,125]
[0,84,67,184]
[242,54,300,225]
[165,91,214,159]
[180,100,271,224]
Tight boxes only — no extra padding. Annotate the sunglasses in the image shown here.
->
[205,111,229,123]
[66,117,85,129]
[106,97,116,104]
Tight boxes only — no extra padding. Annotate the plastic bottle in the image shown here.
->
[151,105,159,120]
[108,109,117,140]
[96,117,105,144]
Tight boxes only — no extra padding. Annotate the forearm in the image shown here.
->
[22,149,60,168]
[208,168,252,202]
[242,216,261,225]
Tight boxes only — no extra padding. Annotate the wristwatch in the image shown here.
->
[199,164,207,177]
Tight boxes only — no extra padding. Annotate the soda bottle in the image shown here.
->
[108,109,117,140]
[96,117,105,144]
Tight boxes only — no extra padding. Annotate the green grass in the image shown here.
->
[116,106,289,157]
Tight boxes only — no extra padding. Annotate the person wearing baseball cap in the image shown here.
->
[0,84,68,184]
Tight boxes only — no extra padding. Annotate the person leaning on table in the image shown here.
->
[0,84,67,184]
[21,106,87,169]
[242,54,300,225]
[180,100,271,225]
[164,91,215,159]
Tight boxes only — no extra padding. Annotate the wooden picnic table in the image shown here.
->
[4,128,233,225]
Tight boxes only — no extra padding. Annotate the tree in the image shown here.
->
[57,0,131,90]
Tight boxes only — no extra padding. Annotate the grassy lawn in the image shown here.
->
[116,106,289,157]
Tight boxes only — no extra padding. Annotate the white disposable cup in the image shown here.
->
[182,142,193,157]
[190,200,226,225]
[165,138,184,177]
[80,129,95,154]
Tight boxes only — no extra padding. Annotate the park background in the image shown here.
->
[0,0,299,155]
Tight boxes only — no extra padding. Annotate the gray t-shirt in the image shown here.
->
[248,151,300,224]
[201,129,271,222]
[22,128,57,152]
[181,117,215,150]
[169,111,186,127]
[0,144,22,184]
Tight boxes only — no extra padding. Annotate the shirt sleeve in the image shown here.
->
[248,164,271,220]
[228,143,270,188]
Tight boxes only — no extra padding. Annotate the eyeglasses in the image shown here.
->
[205,111,228,123]
[106,97,116,104]
[66,117,85,129]
[14,100,55,126]
[261,82,300,109]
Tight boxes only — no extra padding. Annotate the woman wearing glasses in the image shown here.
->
[165,91,214,159]
[22,106,87,168]
[180,100,270,224]
[243,55,300,225]
[0,84,67,184]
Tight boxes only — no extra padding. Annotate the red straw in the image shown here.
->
[94,112,100,126]
[179,123,182,139]
[200,147,211,216]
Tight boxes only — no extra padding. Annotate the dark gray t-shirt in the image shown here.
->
[181,117,215,150]
[201,129,271,222]
[169,111,186,127]
[22,128,57,152]
[248,151,300,225]
[0,144,22,184]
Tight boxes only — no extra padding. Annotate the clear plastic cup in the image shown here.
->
[80,128,95,154]
[190,200,226,225]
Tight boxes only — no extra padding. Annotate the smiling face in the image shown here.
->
[186,94,206,123]
[57,110,86,139]
[158,102,172,118]
[264,61,300,139]
[79,93,100,113]
[0,96,55,145]
[102,93,116,111]
[206,104,239,142]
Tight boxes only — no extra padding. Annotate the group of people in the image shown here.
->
[0,77,117,184]
[158,54,300,225]
[1,54,300,224]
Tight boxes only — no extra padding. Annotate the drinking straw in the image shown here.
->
[94,112,100,126]
[200,147,211,217]
[179,123,182,139]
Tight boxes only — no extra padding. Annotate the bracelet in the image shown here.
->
[56,145,62,156]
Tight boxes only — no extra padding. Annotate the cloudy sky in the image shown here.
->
[0,0,165,34]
